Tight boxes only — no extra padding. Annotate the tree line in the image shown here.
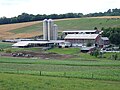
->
[85,8,120,17]
[0,13,83,25]
[0,8,120,25]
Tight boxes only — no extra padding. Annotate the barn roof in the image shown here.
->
[12,41,53,47]
[64,34,99,40]
[101,37,109,41]
[62,30,97,33]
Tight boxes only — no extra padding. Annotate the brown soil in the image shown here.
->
[1,51,73,60]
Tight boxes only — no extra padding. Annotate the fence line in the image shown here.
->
[0,70,119,81]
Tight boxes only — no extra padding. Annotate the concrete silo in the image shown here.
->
[43,19,48,40]
[48,19,54,40]
[43,19,58,40]
[53,24,58,40]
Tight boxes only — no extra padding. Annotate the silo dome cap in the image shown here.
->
[53,24,57,26]
[48,19,53,22]
[43,19,48,21]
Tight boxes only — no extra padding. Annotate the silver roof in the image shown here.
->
[12,40,66,47]
[101,37,109,40]
[12,41,53,47]
[65,34,99,40]
[62,30,97,33]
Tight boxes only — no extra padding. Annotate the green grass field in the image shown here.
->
[55,18,120,31]
[0,42,13,49]
[0,56,120,90]
[47,48,80,54]
[0,73,120,90]
[10,18,120,34]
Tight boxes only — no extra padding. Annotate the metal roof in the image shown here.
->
[62,30,97,33]
[12,40,67,47]
[81,46,95,50]
[65,34,99,40]
[12,41,53,47]
[49,40,65,43]
[101,37,109,40]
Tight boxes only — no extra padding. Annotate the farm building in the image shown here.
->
[64,34,101,47]
[12,19,60,48]
[62,30,102,39]
[11,19,109,49]
[62,30,99,34]
[81,46,95,53]
[12,40,66,48]
[12,41,54,48]
[99,37,110,48]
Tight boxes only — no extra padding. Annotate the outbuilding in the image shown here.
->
[12,41,54,48]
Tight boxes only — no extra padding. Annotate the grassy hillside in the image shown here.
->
[55,18,120,30]
[10,23,42,34]
[0,16,120,39]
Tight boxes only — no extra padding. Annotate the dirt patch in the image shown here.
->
[1,51,74,60]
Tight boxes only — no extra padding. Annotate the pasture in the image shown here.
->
[0,42,13,49]
[0,56,120,90]
[0,73,120,90]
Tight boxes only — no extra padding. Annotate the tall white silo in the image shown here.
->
[53,24,58,40]
[48,19,54,40]
[43,19,48,40]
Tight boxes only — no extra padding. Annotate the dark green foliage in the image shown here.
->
[94,27,98,30]
[90,49,100,57]
[87,42,92,47]
[109,33,120,45]
[102,27,120,45]
[111,54,118,60]
[0,13,83,25]
[86,8,120,17]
